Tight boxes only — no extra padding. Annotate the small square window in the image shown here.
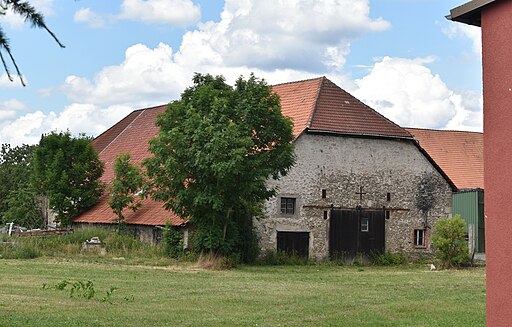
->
[280,197,296,215]
[414,229,425,247]
[361,218,369,232]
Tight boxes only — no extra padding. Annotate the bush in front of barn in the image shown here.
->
[432,215,470,268]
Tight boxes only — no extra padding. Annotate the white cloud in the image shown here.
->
[61,43,188,106]
[59,0,388,109]
[74,8,105,28]
[445,90,483,131]
[443,23,482,55]
[354,56,482,131]
[0,103,134,146]
[174,0,389,72]
[0,99,27,123]
[119,0,201,26]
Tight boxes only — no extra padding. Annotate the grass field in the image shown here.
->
[0,258,485,326]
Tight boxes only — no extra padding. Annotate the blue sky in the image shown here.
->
[0,0,482,145]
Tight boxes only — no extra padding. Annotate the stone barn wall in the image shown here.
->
[255,133,452,260]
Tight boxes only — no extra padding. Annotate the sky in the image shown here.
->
[0,0,483,146]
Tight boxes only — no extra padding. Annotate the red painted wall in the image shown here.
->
[482,1,512,325]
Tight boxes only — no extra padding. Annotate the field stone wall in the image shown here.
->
[255,133,452,260]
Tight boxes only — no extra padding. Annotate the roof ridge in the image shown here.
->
[98,109,146,156]
[131,104,168,112]
[305,76,325,129]
[271,76,324,87]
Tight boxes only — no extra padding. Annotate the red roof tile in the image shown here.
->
[272,77,323,137]
[406,128,484,190]
[76,104,187,226]
[76,77,414,226]
[310,78,411,138]
[274,77,411,139]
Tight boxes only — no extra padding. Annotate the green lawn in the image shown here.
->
[0,259,485,326]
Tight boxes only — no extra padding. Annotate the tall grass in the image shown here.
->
[0,227,171,264]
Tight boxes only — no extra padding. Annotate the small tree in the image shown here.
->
[3,186,45,229]
[432,215,470,268]
[0,144,36,222]
[31,131,104,226]
[108,153,145,224]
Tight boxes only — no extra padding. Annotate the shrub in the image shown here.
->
[432,215,470,268]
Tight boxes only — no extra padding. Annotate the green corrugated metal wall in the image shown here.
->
[452,189,485,253]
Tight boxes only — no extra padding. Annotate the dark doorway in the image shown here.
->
[329,210,385,258]
[277,231,309,257]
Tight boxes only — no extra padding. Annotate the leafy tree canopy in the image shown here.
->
[145,73,295,256]
[0,0,64,86]
[109,153,145,224]
[0,143,36,222]
[31,131,104,225]
[3,186,44,229]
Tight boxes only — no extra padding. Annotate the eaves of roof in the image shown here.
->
[305,128,414,141]
[447,0,498,26]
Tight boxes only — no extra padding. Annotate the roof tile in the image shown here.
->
[406,128,483,189]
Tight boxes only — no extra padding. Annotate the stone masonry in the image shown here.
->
[255,132,453,260]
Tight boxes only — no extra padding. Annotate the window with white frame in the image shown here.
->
[414,229,426,247]
[361,218,369,232]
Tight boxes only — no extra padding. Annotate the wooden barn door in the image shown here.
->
[329,209,385,258]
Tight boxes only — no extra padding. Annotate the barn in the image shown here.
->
[74,76,455,259]
[257,77,454,260]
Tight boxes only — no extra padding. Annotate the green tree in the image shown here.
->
[31,131,104,226]
[108,153,145,224]
[432,215,470,268]
[0,143,36,222]
[0,0,65,86]
[144,73,295,259]
[3,186,44,229]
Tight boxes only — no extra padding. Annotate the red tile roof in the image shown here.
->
[272,78,322,137]
[76,77,414,226]
[75,105,186,226]
[274,77,412,139]
[406,128,484,190]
